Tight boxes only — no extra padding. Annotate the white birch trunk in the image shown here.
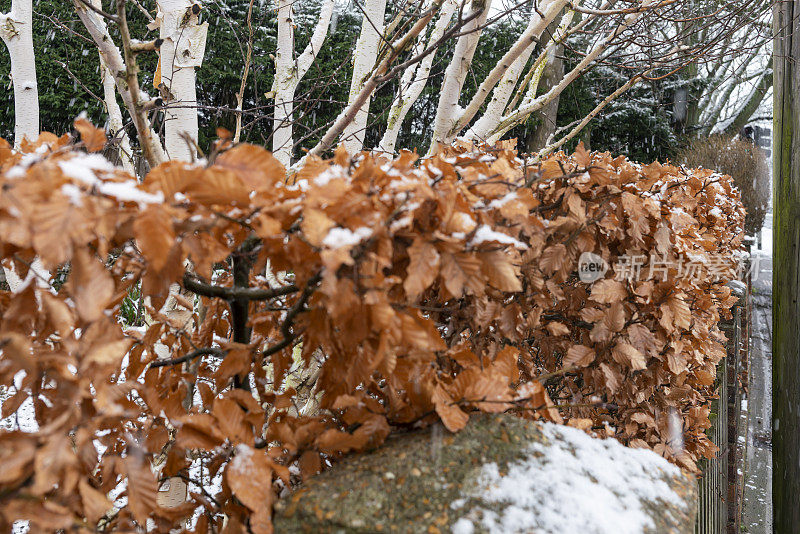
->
[487,0,654,142]
[91,0,134,173]
[428,0,491,155]
[0,0,39,146]
[74,0,167,165]
[341,0,387,154]
[273,0,295,166]
[273,0,334,166]
[378,0,457,154]
[156,0,208,161]
[465,0,566,141]
[100,61,135,174]
[454,0,566,141]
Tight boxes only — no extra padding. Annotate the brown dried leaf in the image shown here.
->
[479,250,522,292]
[590,279,627,304]
[404,238,440,299]
[126,455,160,526]
[135,205,175,272]
[216,143,285,191]
[564,345,596,367]
[79,479,113,523]
[74,118,107,152]
[69,248,115,323]
[432,384,469,432]
[612,341,647,370]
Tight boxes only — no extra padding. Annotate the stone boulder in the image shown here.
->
[273,414,697,533]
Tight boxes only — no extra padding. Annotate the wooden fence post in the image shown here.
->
[773,0,800,529]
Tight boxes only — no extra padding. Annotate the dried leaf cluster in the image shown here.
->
[0,125,744,532]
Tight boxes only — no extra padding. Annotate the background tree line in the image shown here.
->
[0,0,771,164]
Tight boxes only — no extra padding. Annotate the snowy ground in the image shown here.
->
[742,249,772,533]
[742,157,773,532]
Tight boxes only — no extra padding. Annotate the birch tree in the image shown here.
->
[64,0,770,172]
[272,0,334,166]
[378,0,459,154]
[91,0,135,173]
[340,0,387,154]
[73,0,167,167]
[154,0,208,161]
[0,0,38,145]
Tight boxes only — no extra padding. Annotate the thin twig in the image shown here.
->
[233,0,255,144]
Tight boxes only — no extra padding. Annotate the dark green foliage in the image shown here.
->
[119,281,144,327]
[554,42,680,163]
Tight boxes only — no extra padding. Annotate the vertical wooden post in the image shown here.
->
[773,0,800,529]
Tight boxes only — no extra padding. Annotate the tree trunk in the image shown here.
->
[429,0,491,154]
[378,0,458,154]
[273,0,296,166]
[456,0,566,141]
[526,37,564,152]
[100,60,135,174]
[157,0,208,161]
[75,0,167,167]
[773,0,800,529]
[341,0,386,154]
[273,0,334,166]
[0,0,39,146]
[722,59,773,137]
[92,1,134,173]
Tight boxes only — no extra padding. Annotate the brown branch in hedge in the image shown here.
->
[182,272,298,302]
[261,273,321,359]
[150,347,227,368]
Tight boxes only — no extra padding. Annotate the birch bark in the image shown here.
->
[100,60,135,174]
[273,0,334,166]
[0,0,39,146]
[428,0,491,154]
[74,0,167,166]
[91,0,134,173]
[456,0,567,141]
[341,0,387,154]
[378,0,458,154]
[487,0,654,142]
[156,0,208,161]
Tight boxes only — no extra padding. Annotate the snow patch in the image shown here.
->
[451,422,686,534]
[314,165,347,186]
[468,225,527,250]
[57,153,116,184]
[230,444,254,474]
[322,226,372,248]
[97,181,164,205]
[57,154,163,205]
[488,191,517,209]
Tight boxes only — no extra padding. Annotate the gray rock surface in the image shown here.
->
[273,414,697,533]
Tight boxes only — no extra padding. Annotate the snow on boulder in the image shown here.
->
[273,414,697,533]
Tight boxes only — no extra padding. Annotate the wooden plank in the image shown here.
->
[772,0,800,529]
